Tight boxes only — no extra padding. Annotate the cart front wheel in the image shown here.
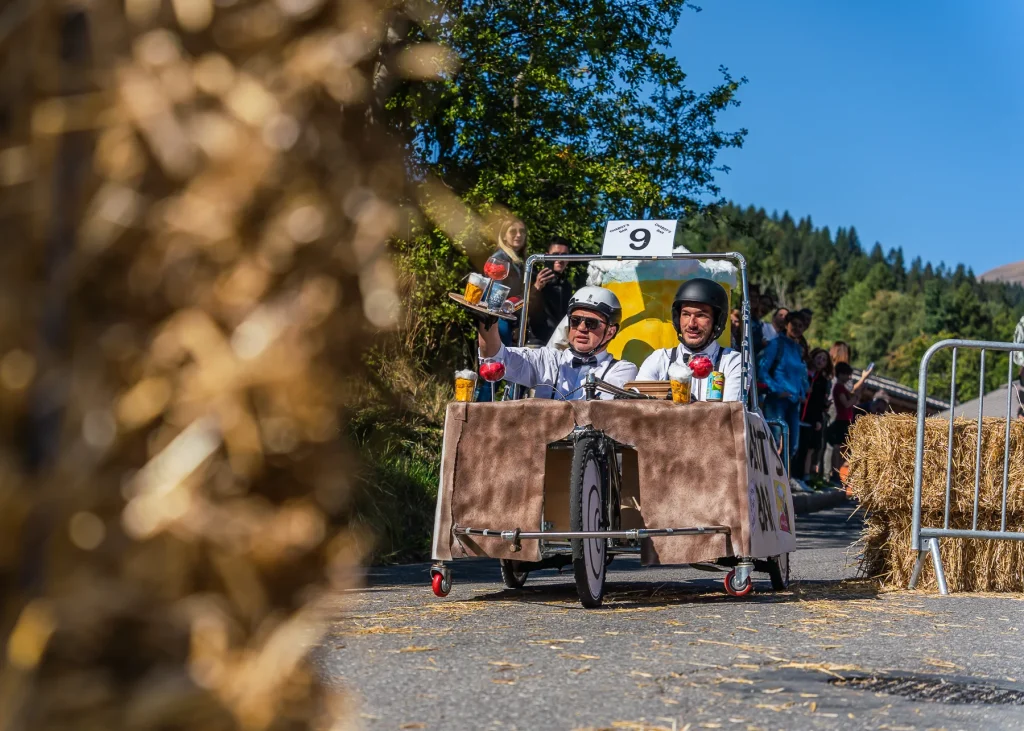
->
[767,553,790,591]
[500,559,530,589]
[570,434,608,608]
[431,572,450,597]
[724,569,753,597]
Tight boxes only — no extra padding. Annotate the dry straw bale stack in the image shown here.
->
[0,0,458,729]
[847,413,1024,592]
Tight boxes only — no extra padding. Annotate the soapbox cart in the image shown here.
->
[430,251,796,608]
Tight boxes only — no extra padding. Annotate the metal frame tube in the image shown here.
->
[973,349,986,531]
[1003,355,1013,532]
[943,348,957,530]
[454,525,730,541]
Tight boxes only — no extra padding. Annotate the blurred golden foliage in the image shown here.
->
[0,0,440,727]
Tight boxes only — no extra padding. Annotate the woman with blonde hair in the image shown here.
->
[475,216,529,400]
[829,341,850,366]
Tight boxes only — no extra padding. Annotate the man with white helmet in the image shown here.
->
[636,278,743,402]
[477,286,638,400]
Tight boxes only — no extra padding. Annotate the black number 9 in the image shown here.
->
[629,228,651,250]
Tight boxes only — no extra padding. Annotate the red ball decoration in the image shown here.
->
[689,355,713,379]
[479,361,506,382]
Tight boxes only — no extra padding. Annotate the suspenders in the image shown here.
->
[550,356,618,398]
[668,345,725,370]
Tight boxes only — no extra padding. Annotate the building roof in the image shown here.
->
[851,369,951,414]
[937,381,1024,421]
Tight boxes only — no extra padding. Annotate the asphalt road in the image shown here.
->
[319,504,1024,731]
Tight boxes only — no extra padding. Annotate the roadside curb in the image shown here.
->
[793,489,849,515]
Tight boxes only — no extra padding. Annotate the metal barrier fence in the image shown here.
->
[910,339,1024,594]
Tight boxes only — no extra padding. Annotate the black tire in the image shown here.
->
[499,559,529,589]
[570,434,608,608]
[767,552,790,591]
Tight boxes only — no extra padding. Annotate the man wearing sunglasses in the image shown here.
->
[636,278,743,402]
[477,286,637,400]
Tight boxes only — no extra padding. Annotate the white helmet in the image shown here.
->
[567,286,622,327]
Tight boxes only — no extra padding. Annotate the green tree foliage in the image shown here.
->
[685,205,1024,400]
[385,0,747,366]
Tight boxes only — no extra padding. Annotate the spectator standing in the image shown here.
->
[829,341,851,367]
[827,361,874,483]
[770,307,789,339]
[794,347,832,480]
[757,311,809,459]
[729,308,742,351]
[528,237,574,344]
[476,216,528,402]
[490,217,528,346]
[759,294,780,343]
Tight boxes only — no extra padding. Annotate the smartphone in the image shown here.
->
[866,362,875,371]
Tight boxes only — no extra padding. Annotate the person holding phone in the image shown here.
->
[528,237,574,343]
[827,361,875,481]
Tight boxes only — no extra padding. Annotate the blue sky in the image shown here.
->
[672,0,1023,276]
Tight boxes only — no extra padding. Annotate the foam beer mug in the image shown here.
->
[454,369,478,402]
[464,272,490,305]
[668,362,693,404]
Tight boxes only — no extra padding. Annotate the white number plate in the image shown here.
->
[601,220,677,257]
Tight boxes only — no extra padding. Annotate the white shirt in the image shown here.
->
[492,344,638,400]
[762,322,778,342]
[635,341,743,402]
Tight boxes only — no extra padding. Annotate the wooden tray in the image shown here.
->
[448,292,518,321]
[623,380,672,399]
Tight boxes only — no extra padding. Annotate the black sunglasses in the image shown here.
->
[568,315,605,331]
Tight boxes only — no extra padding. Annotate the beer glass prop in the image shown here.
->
[478,357,506,402]
[668,362,692,404]
[464,272,490,305]
[485,282,511,312]
[454,370,478,402]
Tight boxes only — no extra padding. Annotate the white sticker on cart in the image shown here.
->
[745,412,797,557]
[601,220,677,258]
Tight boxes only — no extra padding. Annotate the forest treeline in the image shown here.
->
[684,204,1024,398]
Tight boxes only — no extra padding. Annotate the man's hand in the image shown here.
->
[533,268,555,291]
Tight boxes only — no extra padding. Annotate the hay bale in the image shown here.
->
[847,413,1024,592]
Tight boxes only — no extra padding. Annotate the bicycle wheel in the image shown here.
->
[570,433,608,608]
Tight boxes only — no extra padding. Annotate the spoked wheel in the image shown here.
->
[724,569,753,597]
[767,553,791,591]
[570,434,608,608]
[499,559,530,589]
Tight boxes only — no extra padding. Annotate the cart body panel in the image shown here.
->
[431,400,796,565]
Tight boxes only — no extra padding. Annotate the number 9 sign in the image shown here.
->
[602,220,677,258]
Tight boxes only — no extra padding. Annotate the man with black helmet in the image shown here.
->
[636,278,742,402]
[477,286,638,400]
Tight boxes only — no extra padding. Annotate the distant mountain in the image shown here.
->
[981,260,1024,286]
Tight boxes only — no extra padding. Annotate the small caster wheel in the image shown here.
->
[500,559,529,589]
[724,569,753,597]
[430,570,451,598]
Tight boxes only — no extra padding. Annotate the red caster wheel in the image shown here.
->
[431,571,451,598]
[724,569,753,597]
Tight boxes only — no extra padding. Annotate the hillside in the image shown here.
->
[682,205,1024,397]
[981,260,1024,287]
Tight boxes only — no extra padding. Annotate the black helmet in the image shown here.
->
[671,278,729,343]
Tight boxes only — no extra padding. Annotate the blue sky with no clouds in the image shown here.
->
[671,0,1023,275]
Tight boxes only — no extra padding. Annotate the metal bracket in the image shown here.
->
[908,537,948,595]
